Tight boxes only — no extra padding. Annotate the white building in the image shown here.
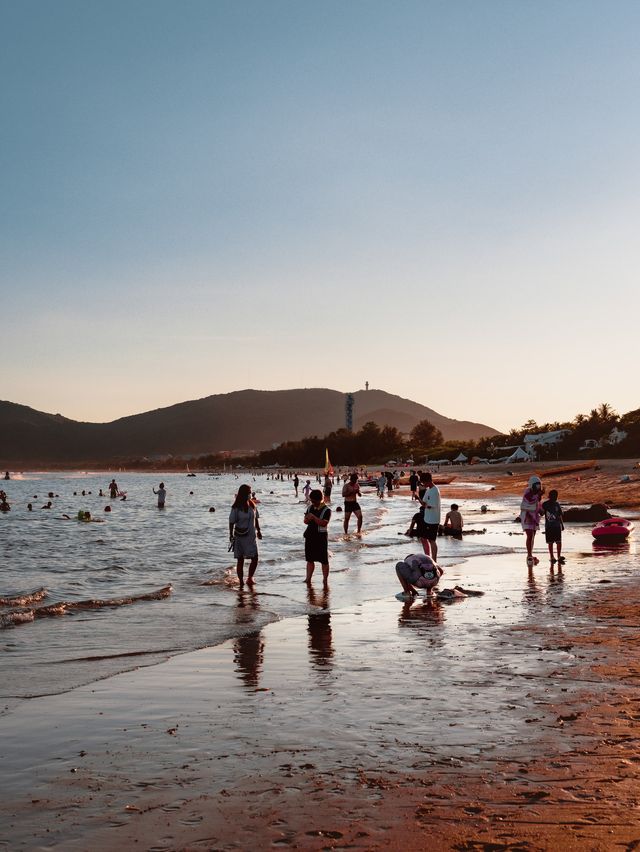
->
[523,430,570,457]
[607,426,628,445]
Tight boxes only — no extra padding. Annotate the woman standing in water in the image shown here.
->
[520,475,544,566]
[229,484,262,586]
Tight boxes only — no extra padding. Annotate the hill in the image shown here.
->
[0,389,499,464]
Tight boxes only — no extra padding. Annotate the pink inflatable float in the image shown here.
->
[591,517,634,541]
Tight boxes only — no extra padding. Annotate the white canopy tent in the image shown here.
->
[453,453,468,463]
[506,447,531,463]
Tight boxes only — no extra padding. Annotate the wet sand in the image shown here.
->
[3,529,640,850]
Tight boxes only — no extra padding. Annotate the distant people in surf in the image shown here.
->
[304,489,331,587]
[229,484,262,587]
[153,482,167,508]
[109,479,119,499]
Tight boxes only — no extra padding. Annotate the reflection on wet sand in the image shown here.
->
[233,589,264,688]
[306,587,333,674]
[397,597,445,631]
[546,563,565,596]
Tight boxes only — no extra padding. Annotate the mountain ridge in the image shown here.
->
[0,388,500,464]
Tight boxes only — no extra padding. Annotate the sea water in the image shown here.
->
[3,471,633,706]
[0,472,516,700]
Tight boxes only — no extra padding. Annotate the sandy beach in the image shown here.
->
[443,457,640,510]
[2,465,640,851]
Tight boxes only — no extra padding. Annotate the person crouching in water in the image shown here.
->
[304,489,331,587]
[395,553,443,599]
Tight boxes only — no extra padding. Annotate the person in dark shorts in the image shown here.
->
[304,489,331,586]
[419,472,441,561]
[323,474,333,502]
[542,489,565,565]
[341,473,362,534]
[409,471,419,501]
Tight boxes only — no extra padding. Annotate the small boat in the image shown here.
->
[591,517,634,542]
[397,475,457,486]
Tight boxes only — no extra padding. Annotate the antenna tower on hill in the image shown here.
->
[345,393,354,432]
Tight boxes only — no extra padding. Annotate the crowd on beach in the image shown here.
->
[0,467,567,598]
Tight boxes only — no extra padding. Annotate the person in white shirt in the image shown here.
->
[419,472,441,561]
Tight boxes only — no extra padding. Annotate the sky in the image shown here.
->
[2,0,640,434]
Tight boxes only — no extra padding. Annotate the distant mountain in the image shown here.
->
[0,389,500,464]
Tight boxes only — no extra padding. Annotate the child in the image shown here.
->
[302,480,312,502]
[443,503,463,539]
[395,553,443,599]
[304,490,331,586]
[542,489,565,565]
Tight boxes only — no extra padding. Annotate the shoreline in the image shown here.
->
[2,470,640,849]
[2,522,640,849]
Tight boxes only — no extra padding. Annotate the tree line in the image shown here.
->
[121,402,640,470]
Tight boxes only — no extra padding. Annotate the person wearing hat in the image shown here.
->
[520,475,544,566]
[395,552,443,598]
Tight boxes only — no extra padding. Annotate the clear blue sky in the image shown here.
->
[3,0,639,433]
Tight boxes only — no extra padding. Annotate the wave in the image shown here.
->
[0,587,48,606]
[0,611,35,627]
[0,584,173,629]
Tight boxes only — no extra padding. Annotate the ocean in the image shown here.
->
[4,470,616,708]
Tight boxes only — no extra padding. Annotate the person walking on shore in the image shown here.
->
[520,475,544,566]
[304,489,331,587]
[293,474,300,498]
[543,488,564,565]
[229,484,262,586]
[419,472,441,561]
[342,473,363,534]
[153,482,167,508]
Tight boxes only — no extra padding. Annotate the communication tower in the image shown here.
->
[345,393,354,432]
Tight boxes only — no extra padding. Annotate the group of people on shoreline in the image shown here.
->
[1,468,567,599]
[227,470,454,594]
